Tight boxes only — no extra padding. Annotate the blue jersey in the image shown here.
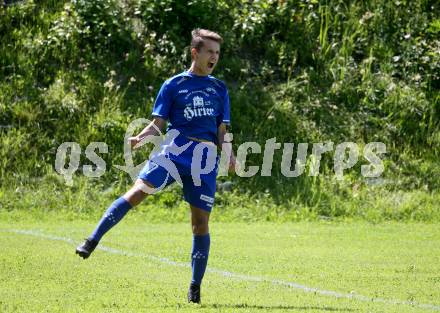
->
[151,71,230,144]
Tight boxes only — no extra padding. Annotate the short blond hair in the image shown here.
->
[191,29,223,51]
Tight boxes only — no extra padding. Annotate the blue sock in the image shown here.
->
[89,197,132,242]
[191,233,210,286]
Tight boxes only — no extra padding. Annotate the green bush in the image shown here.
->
[0,0,439,220]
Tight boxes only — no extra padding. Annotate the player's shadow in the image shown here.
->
[203,304,354,311]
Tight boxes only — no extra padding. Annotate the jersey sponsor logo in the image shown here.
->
[178,89,188,94]
[183,96,215,121]
[193,96,204,107]
[200,194,214,204]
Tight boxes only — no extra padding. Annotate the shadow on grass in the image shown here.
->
[201,303,354,311]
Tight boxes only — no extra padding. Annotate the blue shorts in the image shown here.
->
[138,134,218,212]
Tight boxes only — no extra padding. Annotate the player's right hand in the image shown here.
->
[128,136,140,149]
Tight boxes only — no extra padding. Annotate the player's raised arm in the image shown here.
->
[128,117,166,149]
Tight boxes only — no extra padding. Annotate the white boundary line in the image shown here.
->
[5,228,440,311]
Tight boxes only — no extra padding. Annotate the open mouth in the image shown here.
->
[207,62,215,69]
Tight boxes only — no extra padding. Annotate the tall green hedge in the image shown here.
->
[0,0,439,194]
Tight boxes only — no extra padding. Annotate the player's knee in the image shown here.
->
[191,205,210,235]
[123,191,143,207]
[192,224,208,235]
[124,181,152,206]
[192,217,209,235]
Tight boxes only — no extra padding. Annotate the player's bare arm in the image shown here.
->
[128,117,166,149]
[217,123,236,173]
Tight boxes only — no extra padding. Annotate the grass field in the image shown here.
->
[1,217,439,312]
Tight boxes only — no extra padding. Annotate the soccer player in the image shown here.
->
[76,28,235,304]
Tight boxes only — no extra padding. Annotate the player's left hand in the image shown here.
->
[228,154,237,175]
